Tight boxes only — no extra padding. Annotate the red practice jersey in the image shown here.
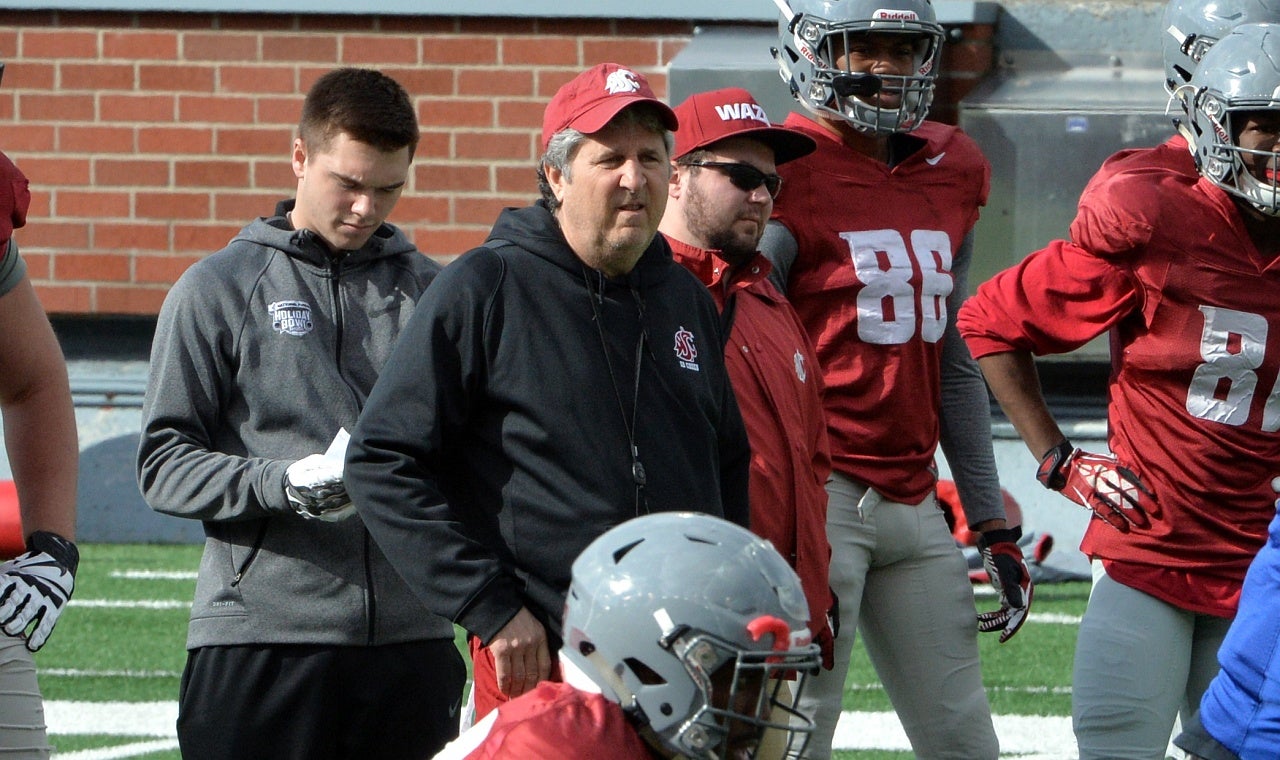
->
[959,157,1280,615]
[771,113,990,503]
[445,681,655,760]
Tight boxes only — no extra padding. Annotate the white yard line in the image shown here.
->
[68,599,190,610]
[108,571,197,581]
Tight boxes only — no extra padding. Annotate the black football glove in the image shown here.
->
[976,526,1032,643]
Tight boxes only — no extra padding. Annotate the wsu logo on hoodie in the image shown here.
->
[674,326,700,372]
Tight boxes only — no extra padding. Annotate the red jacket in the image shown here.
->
[667,235,834,640]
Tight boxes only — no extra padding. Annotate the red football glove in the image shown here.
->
[0,151,31,250]
[976,527,1033,643]
[1037,440,1153,533]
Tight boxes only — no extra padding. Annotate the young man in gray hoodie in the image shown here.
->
[137,67,464,760]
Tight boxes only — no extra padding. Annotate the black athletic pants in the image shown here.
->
[176,640,466,760]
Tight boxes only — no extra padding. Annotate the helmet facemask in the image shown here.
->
[1193,96,1280,216]
[775,5,944,135]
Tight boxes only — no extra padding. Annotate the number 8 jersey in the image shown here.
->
[958,156,1280,615]
[769,113,990,506]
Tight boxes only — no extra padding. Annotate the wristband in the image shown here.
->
[27,531,79,577]
[1035,440,1074,491]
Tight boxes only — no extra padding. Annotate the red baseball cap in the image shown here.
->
[672,87,816,165]
[541,63,679,153]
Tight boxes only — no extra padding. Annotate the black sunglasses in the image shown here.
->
[679,160,783,199]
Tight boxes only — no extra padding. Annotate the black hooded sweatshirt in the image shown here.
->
[346,201,750,646]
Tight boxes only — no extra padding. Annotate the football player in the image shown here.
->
[433,512,822,760]
[760,0,1028,757]
[957,21,1280,760]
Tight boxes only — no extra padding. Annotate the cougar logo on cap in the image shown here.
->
[604,69,642,95]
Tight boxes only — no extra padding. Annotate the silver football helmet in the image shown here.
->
[1184,22,1280,216]
[772,0,945,135]
[1162,0,1280,93]
[561,512,821,760]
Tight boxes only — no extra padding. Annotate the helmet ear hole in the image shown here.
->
[624,657,668,685]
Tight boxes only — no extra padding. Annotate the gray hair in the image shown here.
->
[537,105,675,213]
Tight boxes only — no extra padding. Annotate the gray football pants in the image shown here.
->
[794,472,998,759]
[0,635,49,759]
[1073,561,1230,760]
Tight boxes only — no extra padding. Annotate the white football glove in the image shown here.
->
[284,453,355,522]
[0,531,78,652]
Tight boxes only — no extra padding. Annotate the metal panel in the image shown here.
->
[959,53,1173,360]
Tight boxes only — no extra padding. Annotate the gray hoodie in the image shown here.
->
[138,201,455,648]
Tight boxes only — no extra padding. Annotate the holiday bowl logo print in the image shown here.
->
[268,300,314,337]
[674,326,700,371]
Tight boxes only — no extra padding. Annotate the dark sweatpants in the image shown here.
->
[176,640,466,760]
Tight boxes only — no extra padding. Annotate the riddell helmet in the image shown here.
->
[1184,22,1280,216]
[1162,0,1280,93]
[772,0,945,135]
[561,512,821,760]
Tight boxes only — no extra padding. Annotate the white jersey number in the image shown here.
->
[840,229,954,345]
[1186,305,1280,431]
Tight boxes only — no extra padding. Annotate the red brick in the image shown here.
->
[461,18,537,35]
[415,130,453,159]
[139,64,217,93]
[412,226,488,257]
[94,223,170,251]
[298,15,376,33]
[343,35,419,65]
[418,98,494,128]
[502,36,579,67]
[582,39,660,67]
[96,286,170,315]
[540,19,614,37]
[213,192,288,221]
[3,62,55,90]
[496,165,538,195]
[96,158,170,187]
[101,94,178,123]
[455,196,526,226]
[103,31,178,60]
[184,33,260,62]
[179,95,256,124]
[381,67,455,97]
[174,224,241,253]
[137,191,210,220]
[20,253,50,280]
[458,68,533,98]
[497,99,544,130]
[33,285,92,315]
[20,157,91,185]
[624,20,696,37]
[454,131,534,161]
[217,127,292,157]
[135,253,202,283]
[61,126,135,154]
[382,17,457,35]
[56,253,132,282]
[660,37,692,66]
[20,221,89,250]
[413,162,491,193]
[221,14,295,32]
[60,62,136,91]
[138,126,213,155]
[536,68,583,98]
[388,195,450,225]
[252,162,298,193]
[221,65,298,95]
[56,190,132,218]
[421,36,499,66]
[256,95,306,126]
[261,34,339,63]
[20,93,95,122]
[22,30,97,59]
[176,160,251,188]
[134,12,212,30]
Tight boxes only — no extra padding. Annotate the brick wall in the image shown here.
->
[0,12,993,316]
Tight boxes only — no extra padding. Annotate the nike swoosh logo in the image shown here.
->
[925,152,946,166]
[448,698,462,718]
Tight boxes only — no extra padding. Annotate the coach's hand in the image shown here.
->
[284,453,354,521]
[1036,439,1153,533]
[0,531,78,652]
[490,607,551,698]
[976,526,1032,643]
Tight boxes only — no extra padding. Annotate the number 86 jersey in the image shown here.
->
[959,159,1280,604]
[769,113,990,506]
